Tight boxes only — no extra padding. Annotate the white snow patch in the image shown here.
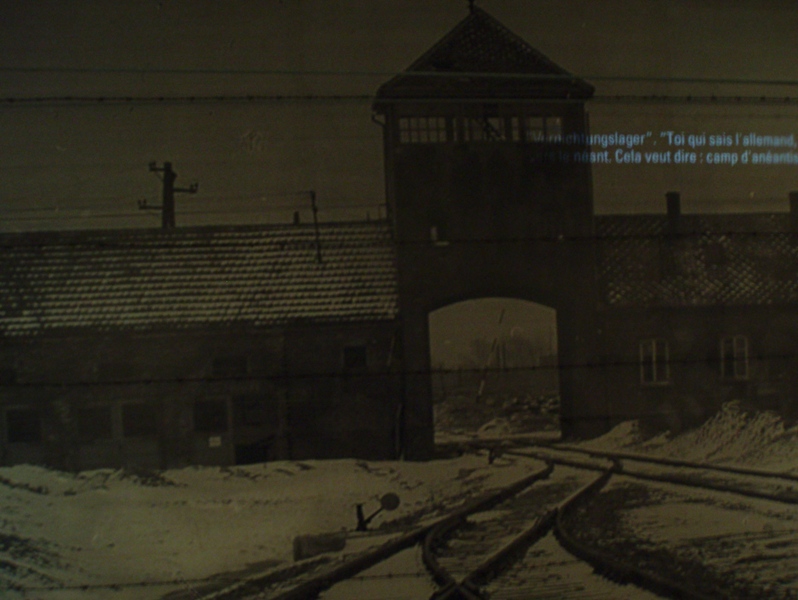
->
[575,420,645,451]
[0,454,545,599]
[576,402,798,472]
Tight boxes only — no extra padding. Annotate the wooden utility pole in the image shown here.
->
[476,308,506,402]
[140,162,198,229]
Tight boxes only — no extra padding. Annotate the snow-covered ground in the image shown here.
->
[4,401,798,599]
[568,402,798,598]
[0,452,543,599]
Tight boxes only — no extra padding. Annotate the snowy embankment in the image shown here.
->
[0,452,541,599]
[568,402,798,599]
[575,400,798,472]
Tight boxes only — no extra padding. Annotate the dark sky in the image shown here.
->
[1,0,798,231]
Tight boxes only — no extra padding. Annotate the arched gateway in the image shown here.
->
[373,8,606,459]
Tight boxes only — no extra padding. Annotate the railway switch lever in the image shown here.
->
[355,492,400,531]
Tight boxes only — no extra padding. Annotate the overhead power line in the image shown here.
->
[3,94,798,107]
[2,68,798,87]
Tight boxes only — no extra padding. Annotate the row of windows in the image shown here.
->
[4,402,158,445]
[3,395,277,445]
[2,346,371,444]
[398,115,563,144]
[640,335,749,384]
[194,396,272,434]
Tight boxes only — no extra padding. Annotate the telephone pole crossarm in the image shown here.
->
[145,161,199,229]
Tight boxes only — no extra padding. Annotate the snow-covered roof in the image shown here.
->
[0,221,399,336]
[596,213,798,307]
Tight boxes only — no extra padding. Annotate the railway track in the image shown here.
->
[207,445,798,600]
[507,444,798,504]
[423,464,671,600]
[260,460,712,599]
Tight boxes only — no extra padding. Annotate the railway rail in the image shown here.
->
[199,445,798,600]
[507,444,798,504]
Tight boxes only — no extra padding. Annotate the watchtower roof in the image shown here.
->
[374,7,593,104]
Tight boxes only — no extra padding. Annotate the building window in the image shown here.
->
[455,114,562,143]
[510,117,522,141]
[212,356,248,379]
[524,116,546,142]
[545,117,562,141]
[234,395,270,427]
[640,339,669,384]
[6,409,41,443]
[343,345,368,371]
[194,400,228,433]
[398,117,447,143]
[77,406,113,443]
[430,223,450,245]
[523,116,562,142]
[721,336,749,380]
[122,403,158,438]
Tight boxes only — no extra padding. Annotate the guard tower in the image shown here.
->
[373,7,605,458]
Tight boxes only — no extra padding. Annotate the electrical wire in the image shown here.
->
[0,356,793,389]
[2,68,798,87]
[4,94,798,107]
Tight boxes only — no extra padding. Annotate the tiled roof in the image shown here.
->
[0,222,399,336]
[374,7,593,103]
[596,214,798,307]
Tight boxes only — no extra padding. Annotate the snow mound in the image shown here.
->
[573,402,798,472]
[477,418,513,437]
[576,420,645,451]
[650,402,784,463]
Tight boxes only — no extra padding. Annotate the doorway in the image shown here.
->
[428,297,560,441]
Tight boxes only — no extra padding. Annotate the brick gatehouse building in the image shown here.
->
[2,7,797,469]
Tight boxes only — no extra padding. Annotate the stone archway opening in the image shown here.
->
[428,298,560,443]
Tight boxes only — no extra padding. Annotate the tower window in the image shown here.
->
[721,336,749,380]
[462,116,508,142]
[430,222,449,245]
[523,116,561,142]
[398,117,447,143]
[453,115,563,143]
[525,117,546,142]
[640,339,669,384]
[545,117,562,141]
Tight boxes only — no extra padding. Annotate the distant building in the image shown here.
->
[597,201,798,431]
[1,7,797,469]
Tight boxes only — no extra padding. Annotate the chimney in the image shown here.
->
[666,191,680,235]
[790,191,798,233]
[293,211,301,225]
